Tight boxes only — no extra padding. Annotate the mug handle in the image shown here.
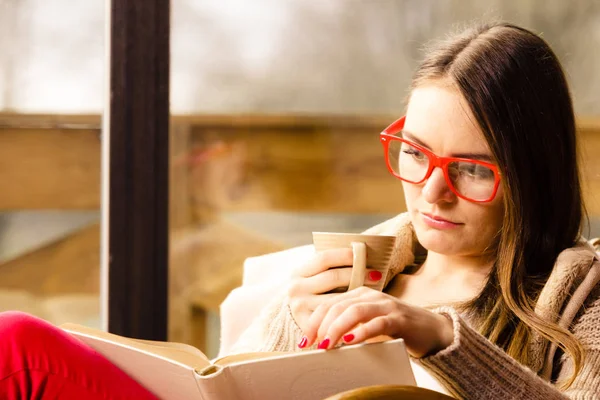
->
[348,242,367,291]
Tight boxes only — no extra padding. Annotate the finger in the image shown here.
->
[298,248,354,277]
[322,301,392,348]
[290,293,339,334]
[338,315,397,346]
[290,267,385,297]
[316,297,363,340]
[302,299,338,346]
[290,267,353,296]
[290,293,340,315]
[304,287,377,346]
[312,286,377,339]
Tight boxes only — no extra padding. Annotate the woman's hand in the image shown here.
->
[287,249,384,338]
[299,286,455,358]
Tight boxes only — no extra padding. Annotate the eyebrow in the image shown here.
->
[401,131,494,162]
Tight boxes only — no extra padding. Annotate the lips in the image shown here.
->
[422,212,459,224]
[420,212,463,230]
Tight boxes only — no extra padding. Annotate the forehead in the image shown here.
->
[404,84,490,154]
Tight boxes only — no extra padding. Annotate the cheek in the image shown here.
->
[471,198,505,237]
[401,182,419,209]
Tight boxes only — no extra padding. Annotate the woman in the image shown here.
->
[0,21,598,400]
[229,22,600,399]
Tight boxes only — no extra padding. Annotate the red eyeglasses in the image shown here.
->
[380,116,502,203]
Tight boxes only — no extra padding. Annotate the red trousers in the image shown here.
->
[0,311,159,400]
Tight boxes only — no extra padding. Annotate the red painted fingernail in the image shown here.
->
[343,334,355,343]
[369,271,382,281]
[298,336,308,349]
[317,338,330,349]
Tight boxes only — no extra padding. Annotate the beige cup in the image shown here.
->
[312,232,396,292]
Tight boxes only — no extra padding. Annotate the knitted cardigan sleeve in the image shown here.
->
[418,291,600,400]
[228,294,302,354]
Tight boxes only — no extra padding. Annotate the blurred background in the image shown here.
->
[1,0,599,358]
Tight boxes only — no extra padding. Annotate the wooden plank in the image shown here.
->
[577,118,600,217]
[1,115,599,215]
[0,224,101,296]
[0,113,101,129]
[0,112,390,130]
[0,128,101,209]
[580,126,600,217]
[186,124,406,214]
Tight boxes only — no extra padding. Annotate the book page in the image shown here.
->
[64,326,206,399]
[132,337,210,361]
[211,351,287,366]
[61,323,211,370]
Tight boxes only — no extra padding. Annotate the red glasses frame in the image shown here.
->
[379,116,502,203]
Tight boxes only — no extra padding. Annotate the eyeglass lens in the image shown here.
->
[387,140,495,201]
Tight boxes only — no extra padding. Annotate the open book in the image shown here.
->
[62,323,416,400]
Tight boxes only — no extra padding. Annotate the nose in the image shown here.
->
[422,167,456,204]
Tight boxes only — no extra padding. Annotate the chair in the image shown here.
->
[324,385,455,399]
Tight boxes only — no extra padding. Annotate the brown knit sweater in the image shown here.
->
[230,214,600,399]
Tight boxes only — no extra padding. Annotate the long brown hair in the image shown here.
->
[411,22,584,386]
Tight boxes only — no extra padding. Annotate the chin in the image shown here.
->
[413,223,464,255]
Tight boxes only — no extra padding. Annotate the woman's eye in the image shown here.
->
[402,147,426,161]
[459,163,494,180]
[461,164,477,175]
